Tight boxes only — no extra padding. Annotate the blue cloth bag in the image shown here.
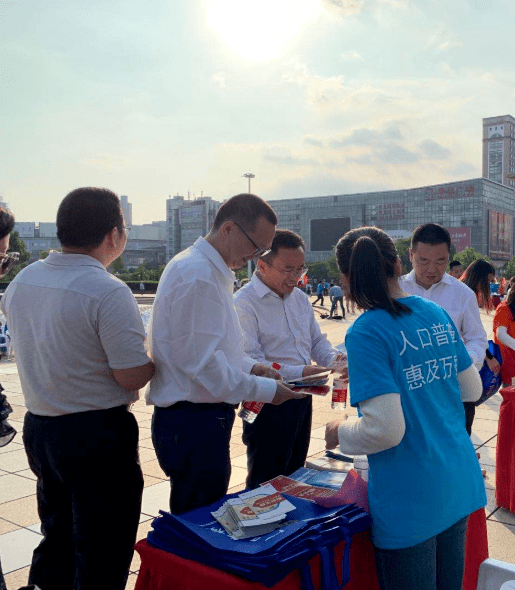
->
[476,340,503,406]
[147,494,371,590]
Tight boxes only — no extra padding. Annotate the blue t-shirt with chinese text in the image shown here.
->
[345,295,486,549]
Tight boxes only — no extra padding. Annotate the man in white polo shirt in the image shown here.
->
[1,187,155,590]
[399,223,487,435]
[147,194,301,515]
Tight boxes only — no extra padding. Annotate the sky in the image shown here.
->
[1,0,514,224]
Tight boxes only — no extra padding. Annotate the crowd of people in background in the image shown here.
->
[0,189,512,590]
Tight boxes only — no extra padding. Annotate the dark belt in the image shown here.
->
[163,401,238,411]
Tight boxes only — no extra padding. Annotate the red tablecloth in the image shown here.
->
[496,386,515,513]
[134,509,487,590]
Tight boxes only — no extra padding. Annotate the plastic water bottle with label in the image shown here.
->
[354,455,369,482]
[331,351,348,411]
[239,363,281,423]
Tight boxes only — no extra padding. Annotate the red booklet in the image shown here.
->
[263,475,336,500]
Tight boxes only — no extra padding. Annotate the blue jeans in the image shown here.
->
[374,516,469,590]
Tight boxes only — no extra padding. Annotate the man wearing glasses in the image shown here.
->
[1,188,154,590]
[148,194,301,514]
[234,229,342,489]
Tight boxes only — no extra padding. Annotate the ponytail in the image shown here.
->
[349,236,410,316]
[335,226,411,317]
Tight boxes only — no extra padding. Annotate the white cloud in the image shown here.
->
[212,72,227,88]
[341,51,364,61]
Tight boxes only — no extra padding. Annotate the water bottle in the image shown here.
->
[354,455,369,482]
[331,376,348,411]
[239,363,281,423]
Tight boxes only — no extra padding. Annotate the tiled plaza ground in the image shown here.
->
[0,305,514,588]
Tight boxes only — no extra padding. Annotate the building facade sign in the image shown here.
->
[489,211,512,260]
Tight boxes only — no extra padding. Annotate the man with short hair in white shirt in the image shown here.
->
[234,229,341,489]
[399,223,487,435]
[147,194,301,514]
[1,187,155,590]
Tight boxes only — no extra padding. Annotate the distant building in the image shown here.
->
[483,115,515,188]
[130,221,166,241]
[120,195,133,227]
[166,196,219,260]
[38,222,57,238]
[122,239,167,269]
[13,222,35,238]
[270,178,515,265]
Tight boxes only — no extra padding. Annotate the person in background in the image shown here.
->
[328,282,345,319]
[325,226,485,590]
[234,229,340,489]
[449,260,464,279]
[343,281,356,315]
[460,259,501,429]
[399,223,487,436]
[0,206,16,590]
[1,188,155,590]
[147,194,301,514]
[312,281,325,306]
[505,276,515,300]
[493,287,515,386]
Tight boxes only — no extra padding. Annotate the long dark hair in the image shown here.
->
[335,227,411,317]
[507,286,515,319]
[460,259,495,309]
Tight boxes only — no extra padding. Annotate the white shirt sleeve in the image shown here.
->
[497,326,515,351]
[309,305,339,368]
[459,293,488,370]
[97,286,151,369]
[457,364,482,402]
[337,393,406,456]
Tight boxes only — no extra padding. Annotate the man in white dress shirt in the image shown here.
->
[234,230,341,489]
[147,194,301,514]
[399,223,487,435]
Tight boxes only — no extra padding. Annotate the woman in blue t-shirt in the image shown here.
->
[325,227,486,590]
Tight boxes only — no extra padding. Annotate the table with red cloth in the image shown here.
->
[134,508,488,590]
[496,386,515,513]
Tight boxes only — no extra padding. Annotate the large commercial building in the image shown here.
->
[166,196,219,259]
[483,115,515,188]
[270,178,515,265]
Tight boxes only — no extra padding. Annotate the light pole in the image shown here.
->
[243,173,255,193]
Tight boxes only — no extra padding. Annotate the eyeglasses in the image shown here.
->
[0,252,19,277]
[264,261,308,277]
[233,222,270,258]
[122,226,131,236]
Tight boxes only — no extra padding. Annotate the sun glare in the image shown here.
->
[206,0,321,63]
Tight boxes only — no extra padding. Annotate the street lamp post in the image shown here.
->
[243,173,255,193]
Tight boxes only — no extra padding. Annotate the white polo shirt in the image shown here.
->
[399,270,487,370]
[1,251,149,416]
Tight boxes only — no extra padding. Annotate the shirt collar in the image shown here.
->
[44,250,107,270]
[403,269,453,288]
[251,272,286,300]
[193,237,235,285]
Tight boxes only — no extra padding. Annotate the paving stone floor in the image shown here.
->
[0,306,513,588]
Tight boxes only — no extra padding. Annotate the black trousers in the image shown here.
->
[152,402,235,514]
[23,406,143,590]
[463,401,476,436]
[242,396,312,490]
[312,294,324,306]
